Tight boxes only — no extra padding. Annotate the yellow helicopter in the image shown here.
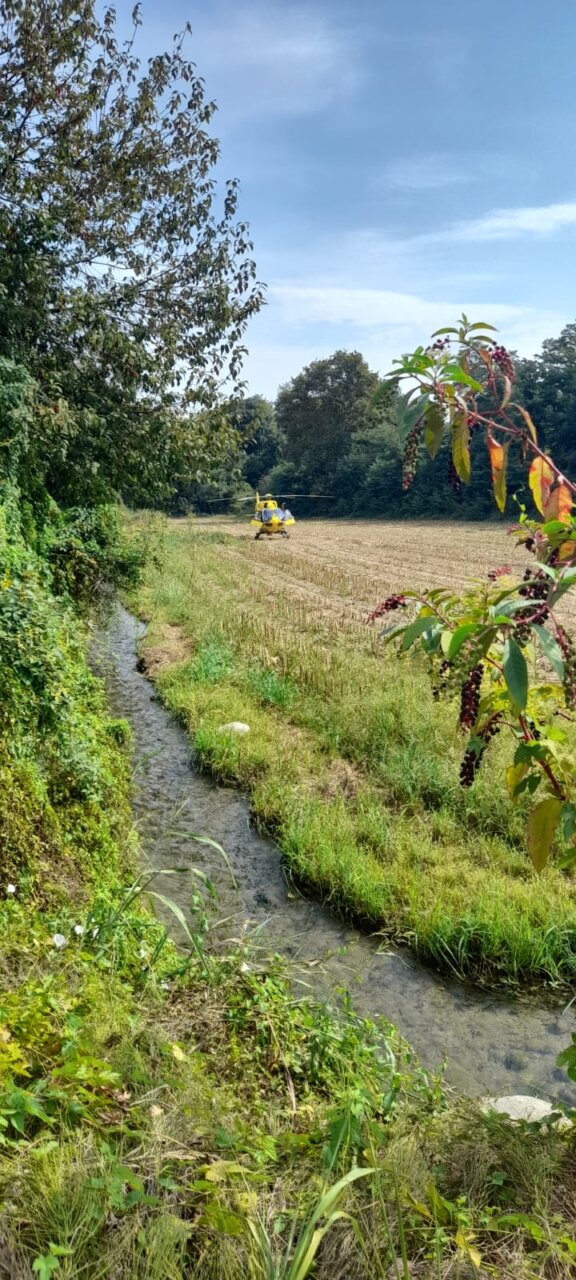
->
[251,492,295,540]
[200,490,329,539]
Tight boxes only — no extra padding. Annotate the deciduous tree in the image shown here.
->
[0,0,263,503]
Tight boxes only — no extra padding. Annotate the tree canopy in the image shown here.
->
[276,350,383,490]
[516,324,576,483]
[0,0,263,507]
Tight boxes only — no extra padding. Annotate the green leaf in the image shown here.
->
[443,364,484,392]
[561,802,576,841]
[400,392,429,435]
[502,636,528,709]
[431,326,458,336]
[496,1214,546,1242]
[451,415,471,483]
[506,762,529,803]
[551,566,576,603]
[400,615,438,651]
[531,625,565,680]
[424,403,444,459]
[527,797,563,872]
[467,321,497,332]
[32,1258,61,1280]
[541,520,570,536]
[447,622,480,660]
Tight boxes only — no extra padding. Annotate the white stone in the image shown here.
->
[218,721,250,734]
[483,1094,569,1125]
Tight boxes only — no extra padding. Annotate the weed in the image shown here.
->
[246,665,298,710]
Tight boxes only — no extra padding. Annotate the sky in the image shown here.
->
[140,0,576,397]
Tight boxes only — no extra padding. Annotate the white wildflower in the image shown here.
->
[92,926,100,938]
[6,884,16,896]
[52,933,67,949]
[239,961,251,973]
[73,924,85,937]
[160,981,170,990]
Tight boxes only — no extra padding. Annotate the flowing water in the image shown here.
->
[93,605,576,1104]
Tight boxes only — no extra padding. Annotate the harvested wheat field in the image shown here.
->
[129,514,576,988]
[188,514,531,606]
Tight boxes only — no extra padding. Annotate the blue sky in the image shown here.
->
[142,0,576,396]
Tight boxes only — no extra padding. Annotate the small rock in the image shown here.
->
[483,1094,570,1125]
[218,721,250,734]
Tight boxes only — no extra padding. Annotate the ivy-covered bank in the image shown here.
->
[2,495,576,1279]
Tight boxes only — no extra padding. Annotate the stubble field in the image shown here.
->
[129,514,576,988]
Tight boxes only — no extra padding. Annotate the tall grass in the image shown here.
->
[127,520,576,986]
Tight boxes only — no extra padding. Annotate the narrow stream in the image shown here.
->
[93,605,576,1104]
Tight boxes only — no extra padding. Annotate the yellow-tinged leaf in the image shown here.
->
[487,434,508,511]
[527,796,563,872]
[512,402,538,444]
[506,762,528,804]
[544,481,573,523]
[455,1231,482,1269]
[408,1195,433,1220]
[204,1161,248,1182]
[171,1043,187,1062]
[529,456,555,515]
[558,539,576,562]
[452,415,471,483]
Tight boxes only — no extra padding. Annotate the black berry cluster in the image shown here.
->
[459,715,502,787]
[428,337,451,353]
[402,422,422,491]
[459,664,483,729]
[519,569,549,602]
[492,345,515,381]
[557,626,576,708]
[368,595,407,622]
[516,569,549,642]
[432,658,452,701]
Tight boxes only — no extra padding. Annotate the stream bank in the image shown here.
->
[93,605,576,1104]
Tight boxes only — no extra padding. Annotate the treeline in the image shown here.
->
[180,329,576,521]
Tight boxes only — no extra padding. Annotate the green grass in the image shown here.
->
[5,493,576,1278]
[126,516,576,988]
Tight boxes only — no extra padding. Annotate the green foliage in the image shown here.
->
[236,397,282,490]
[276,351,385,493]
[189,640,234,684]
[517,322,576,483]
[2,482,576,1276]
[377,316,576,870]
[0,0,263,508]
[246,665,297,710]
[42,505,145,603]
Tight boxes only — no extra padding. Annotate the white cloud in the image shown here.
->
[269,283,525,329]
[194,5,362,119]
[242,286,568,397]
[383,153,481,191]
[438,201,576,243]
[380,151,525,193]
